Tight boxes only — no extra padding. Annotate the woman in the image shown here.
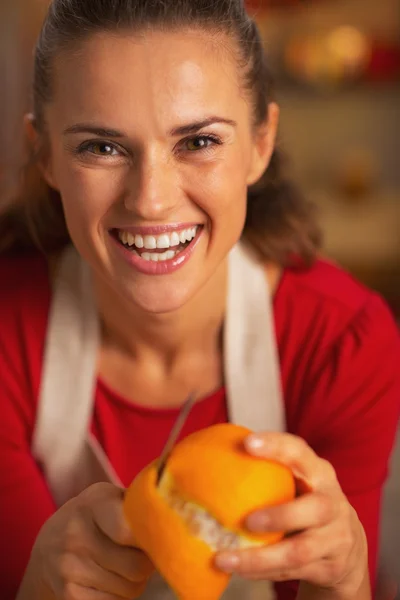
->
[0,0,399,599]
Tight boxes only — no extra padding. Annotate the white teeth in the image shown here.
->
[118,226,199,250]
[126,232,135,246]
[143,235,157,250]
[156,234,171,249]
[170,232,180,247]
[135,234,144,248]
[140,249,178,262]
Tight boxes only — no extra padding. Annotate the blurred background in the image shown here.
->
[250,0,400,319]
[0,0,399,596]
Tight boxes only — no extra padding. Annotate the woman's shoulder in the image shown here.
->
[276,259,400,460]
[276,257,397,336]
[279,257,379,313]
[274,257,399,383]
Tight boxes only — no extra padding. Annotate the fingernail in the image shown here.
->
[246,512,271,532]
[215,553,240,573]
[245,435,264,451]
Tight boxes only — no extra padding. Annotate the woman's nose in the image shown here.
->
[123,151,181,221]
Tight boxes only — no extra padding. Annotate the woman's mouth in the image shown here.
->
[114,225,199,262]
[110,224,204,275]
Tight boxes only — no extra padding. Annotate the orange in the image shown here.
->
[123,423,295,600]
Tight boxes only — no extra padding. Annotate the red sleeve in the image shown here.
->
[0,255,56,599]
[276,293,400,600]
[305,295,400,584]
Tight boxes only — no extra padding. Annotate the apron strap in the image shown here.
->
[32,246,121,505]
[224,243,285,432]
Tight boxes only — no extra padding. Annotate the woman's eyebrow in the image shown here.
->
[63,116,237,139]
[169,116,237,136]
[63,124,124,137]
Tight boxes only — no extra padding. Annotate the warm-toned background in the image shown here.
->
[253,0,400,320]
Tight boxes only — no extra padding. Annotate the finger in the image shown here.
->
[244,433,337,488]
[215,528,339,576]
[64,581,128,599]
[240,561,319,582]
[130,580,148,599]
[63,500,153,585]
[100,548,153,585]
[61,553,143,599]
[246,491,339,534]
[240,558,341,586]
[93,530,154,583]
[84,484,136,547]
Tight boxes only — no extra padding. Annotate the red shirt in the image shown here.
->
[0,251,399,599]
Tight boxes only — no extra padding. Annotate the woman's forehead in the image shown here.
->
[48,29,248,133]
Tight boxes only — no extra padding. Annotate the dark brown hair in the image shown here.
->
[0,0,321,265]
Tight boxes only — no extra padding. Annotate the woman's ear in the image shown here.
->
[24,113,58,189]
[247,102,280,186]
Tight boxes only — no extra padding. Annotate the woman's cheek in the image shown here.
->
[61,167,124,227]
[189,157,248,217]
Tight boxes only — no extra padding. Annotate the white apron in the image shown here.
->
[32,242,286,600]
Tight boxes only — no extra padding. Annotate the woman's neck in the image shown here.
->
[49,247,282,407]
[94,260,228,369]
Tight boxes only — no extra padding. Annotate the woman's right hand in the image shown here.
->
[17,483,154,600]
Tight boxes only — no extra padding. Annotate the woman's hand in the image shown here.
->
[17,483,154,600]
[214,433,370,599]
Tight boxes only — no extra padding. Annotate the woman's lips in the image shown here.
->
[110,224,204,275]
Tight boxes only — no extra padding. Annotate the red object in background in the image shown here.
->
[366,40,400,81]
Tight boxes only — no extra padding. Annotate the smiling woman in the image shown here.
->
[0,1,399,600]
[0,7,320,272]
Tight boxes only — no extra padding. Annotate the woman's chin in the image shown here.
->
[118,283,195,316]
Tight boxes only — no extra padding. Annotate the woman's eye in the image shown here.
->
[80,142,120,157]
[185,135,220,152]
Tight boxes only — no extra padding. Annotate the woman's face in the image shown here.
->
[41,30,277,313]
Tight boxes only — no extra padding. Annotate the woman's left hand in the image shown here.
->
[214,432,369,598]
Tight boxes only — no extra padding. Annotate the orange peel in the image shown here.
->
[124,423,295,600]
